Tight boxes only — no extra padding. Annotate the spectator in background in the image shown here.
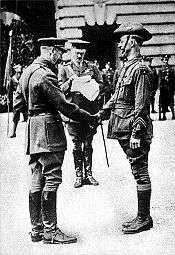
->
[9,64,28,138]
[158,55,175,120]
[101,62,114,103]
[143,56,158,113]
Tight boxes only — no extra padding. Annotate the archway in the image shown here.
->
[82,23,119,70]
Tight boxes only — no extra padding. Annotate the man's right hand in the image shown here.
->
[96,108,111,121]
[90,114,102,128]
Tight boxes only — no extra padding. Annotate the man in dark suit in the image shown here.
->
[14,37,99,244]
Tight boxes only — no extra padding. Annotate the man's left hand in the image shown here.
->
[130,137,141,149]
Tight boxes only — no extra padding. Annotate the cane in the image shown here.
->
[100,123,109,167]
[7,98,10,137]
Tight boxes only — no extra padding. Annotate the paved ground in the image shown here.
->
[0,111,175,255]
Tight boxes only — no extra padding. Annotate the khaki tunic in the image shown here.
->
[104,57,153,141]
[14,57,94,155]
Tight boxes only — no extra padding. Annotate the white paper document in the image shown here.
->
[71,75,100,101]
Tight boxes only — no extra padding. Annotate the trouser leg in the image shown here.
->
[42,191,57,233]
[29,152,64,237]
[67,123,84,188]
[10,111,20,138]
[29,155,45,241]
[170,97,175,119]
[29,191,43,241]
[42,191,77,244]
[72,139,83,188]
[83,138,99,186]
[151,94,156,113]
[118,140,153,233]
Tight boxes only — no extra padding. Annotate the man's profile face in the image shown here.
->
[51,47,63,65]
[72,48,86,63]
[118,35,132,59]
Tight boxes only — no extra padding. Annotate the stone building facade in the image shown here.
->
[54,0,175,69]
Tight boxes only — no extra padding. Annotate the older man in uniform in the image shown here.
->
[98,23,153,234]
[14,38,99,244]
[59,39,103,188]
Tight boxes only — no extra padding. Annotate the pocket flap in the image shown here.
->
[113,107,135,119]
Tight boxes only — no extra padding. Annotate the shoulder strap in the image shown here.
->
[22,65,42,103]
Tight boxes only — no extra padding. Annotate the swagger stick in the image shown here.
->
[100,123,109,167]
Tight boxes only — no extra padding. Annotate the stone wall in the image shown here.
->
[55,0,175,68]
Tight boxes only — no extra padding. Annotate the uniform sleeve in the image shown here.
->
[57,65,70,93]
[58,65,74,95]
[42,73,96,124]
[131,67,152,138]
[112,69,119,93]
[13,83,27,113]
[91,65,104,92]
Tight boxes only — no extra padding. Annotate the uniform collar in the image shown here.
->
[125,57,140,67]
[12,75,19,83]
[34,56,58,74]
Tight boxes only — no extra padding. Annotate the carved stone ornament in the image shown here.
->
[91,0,111,8]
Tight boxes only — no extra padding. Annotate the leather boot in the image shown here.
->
[122,189,153,234]
[83,148,99,186]
[42,191,77,244]
[170,106,175,119]
[29,191,43,242]
[73,149,83,188]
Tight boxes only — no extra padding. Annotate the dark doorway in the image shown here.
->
[82,23,119,70]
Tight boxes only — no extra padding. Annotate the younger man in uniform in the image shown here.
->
[98,23,154,234]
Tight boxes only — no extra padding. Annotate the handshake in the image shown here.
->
[89,108,111,128]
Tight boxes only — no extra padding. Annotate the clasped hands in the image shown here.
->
[90,111,141,150]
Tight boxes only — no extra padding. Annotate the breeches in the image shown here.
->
[29,151,65,193]
[118,139,151,191]
[67,122,95,151]
[13,110,28,123]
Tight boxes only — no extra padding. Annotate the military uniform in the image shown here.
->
[101,65,114,103]
[150,65,158,113]
[99,23,153,234]
[7,75,18,111]
[158,60,175,120]
[14,38,98,244]
[59,57,103,187]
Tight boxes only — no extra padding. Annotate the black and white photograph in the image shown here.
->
[0,0,175,254]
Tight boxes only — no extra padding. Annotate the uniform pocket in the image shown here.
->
[113,112,134,132]
[45,116,66,147]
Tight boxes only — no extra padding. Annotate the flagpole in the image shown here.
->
[4,30,13,137]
